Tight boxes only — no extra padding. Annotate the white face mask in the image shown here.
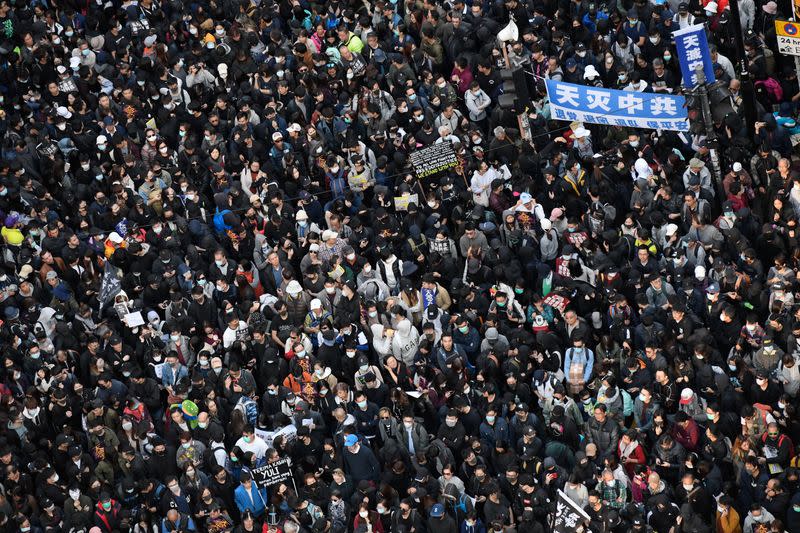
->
[122,421,133,431]
[69,489,80,500]
[359,510,368,518]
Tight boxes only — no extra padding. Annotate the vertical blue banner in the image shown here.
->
[673,24,716,88]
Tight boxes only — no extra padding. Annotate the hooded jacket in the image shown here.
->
[391,319,420,367]
[370,324,393,359]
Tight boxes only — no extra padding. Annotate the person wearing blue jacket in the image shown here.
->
[233,472,268,518]
[478,406,511,450]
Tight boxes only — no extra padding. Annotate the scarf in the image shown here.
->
[620,439,639,459]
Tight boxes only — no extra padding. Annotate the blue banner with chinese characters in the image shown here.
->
[673,24,715,88]
[545,80,689,131]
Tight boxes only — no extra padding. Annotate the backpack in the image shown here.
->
[621,389,634,417]
[755,78,783,104]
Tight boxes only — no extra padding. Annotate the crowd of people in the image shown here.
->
[2,0,800,531]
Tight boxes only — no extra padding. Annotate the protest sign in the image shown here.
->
[553,489,590,533]
[673,24,716,87]
[394,194,418,211]
[546,80,689,131]
[409,143,459,178]
[252,457,295,489]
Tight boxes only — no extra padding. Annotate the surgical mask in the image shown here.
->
[65,30,74,37]
[170,334,180,342]
[664,54,671,61]
[81,49,90,56]
[267,389,277,395]
[122,421,133,431]
[486,415,495,423]
[630,141,639,148]
[212,367,223,375]
[746,324,756,332]
[97,144,107,151]
[458,326,469,333]
[189,27,198,35]
[728,364,737,371]
[649,37,659,44]
[69,489,80,500]
[215,259,225,267]
[682,484,693,491]
[56,123,66,131]
[577,50,586,57]
[199,359,209,367]
[299,220,307,227]
[206,42,215,49]
[296,350,306,359]
[182,442,191,449]
[359,511,368,518]
[320,388,328,395]
[357,400,367,408]
[404,421,413,429]
[81,163,90,170]
[779,401,786,409]
[757,378,766,385]
[446,418,457,427]
[102,502,112,511]
[368,311,377,318]
[325,287,336,294]
[198,422,208,429]
[347,350,357,358]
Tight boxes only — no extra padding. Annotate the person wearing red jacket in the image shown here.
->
[93,493,123,533]
[618,430,647,478]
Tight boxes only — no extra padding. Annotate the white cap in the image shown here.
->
[56,106,72,119]
[665,223,678,236]
[96,135,108,145]
[144,34,157,46]
[108,232,123,244]
[309,243,320,252]
[705,1,718,12]
[272,131,283,141]
[287,123,302,132]
[573,127,590,139]
[286,280,303,295]
[217,63,228,78]
[695,265,706,280]
[732,162,743,172]
[310,298,322,310]
[583,65,600,79]
[56,65,67,74]
[321,230,338,241]
[69,56,81,69]
[296,210,309,221]
[540,218,552,231]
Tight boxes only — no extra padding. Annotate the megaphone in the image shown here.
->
[497,18,519,43]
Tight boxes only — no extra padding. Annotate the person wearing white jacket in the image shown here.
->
[370,324,393,359]
[391,318,420,367]
[465,82,491,124]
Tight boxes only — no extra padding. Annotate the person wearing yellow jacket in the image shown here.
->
[1,214,24,247]
[716,496,742,533]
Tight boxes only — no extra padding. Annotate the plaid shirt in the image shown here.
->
[595,479,627,509]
